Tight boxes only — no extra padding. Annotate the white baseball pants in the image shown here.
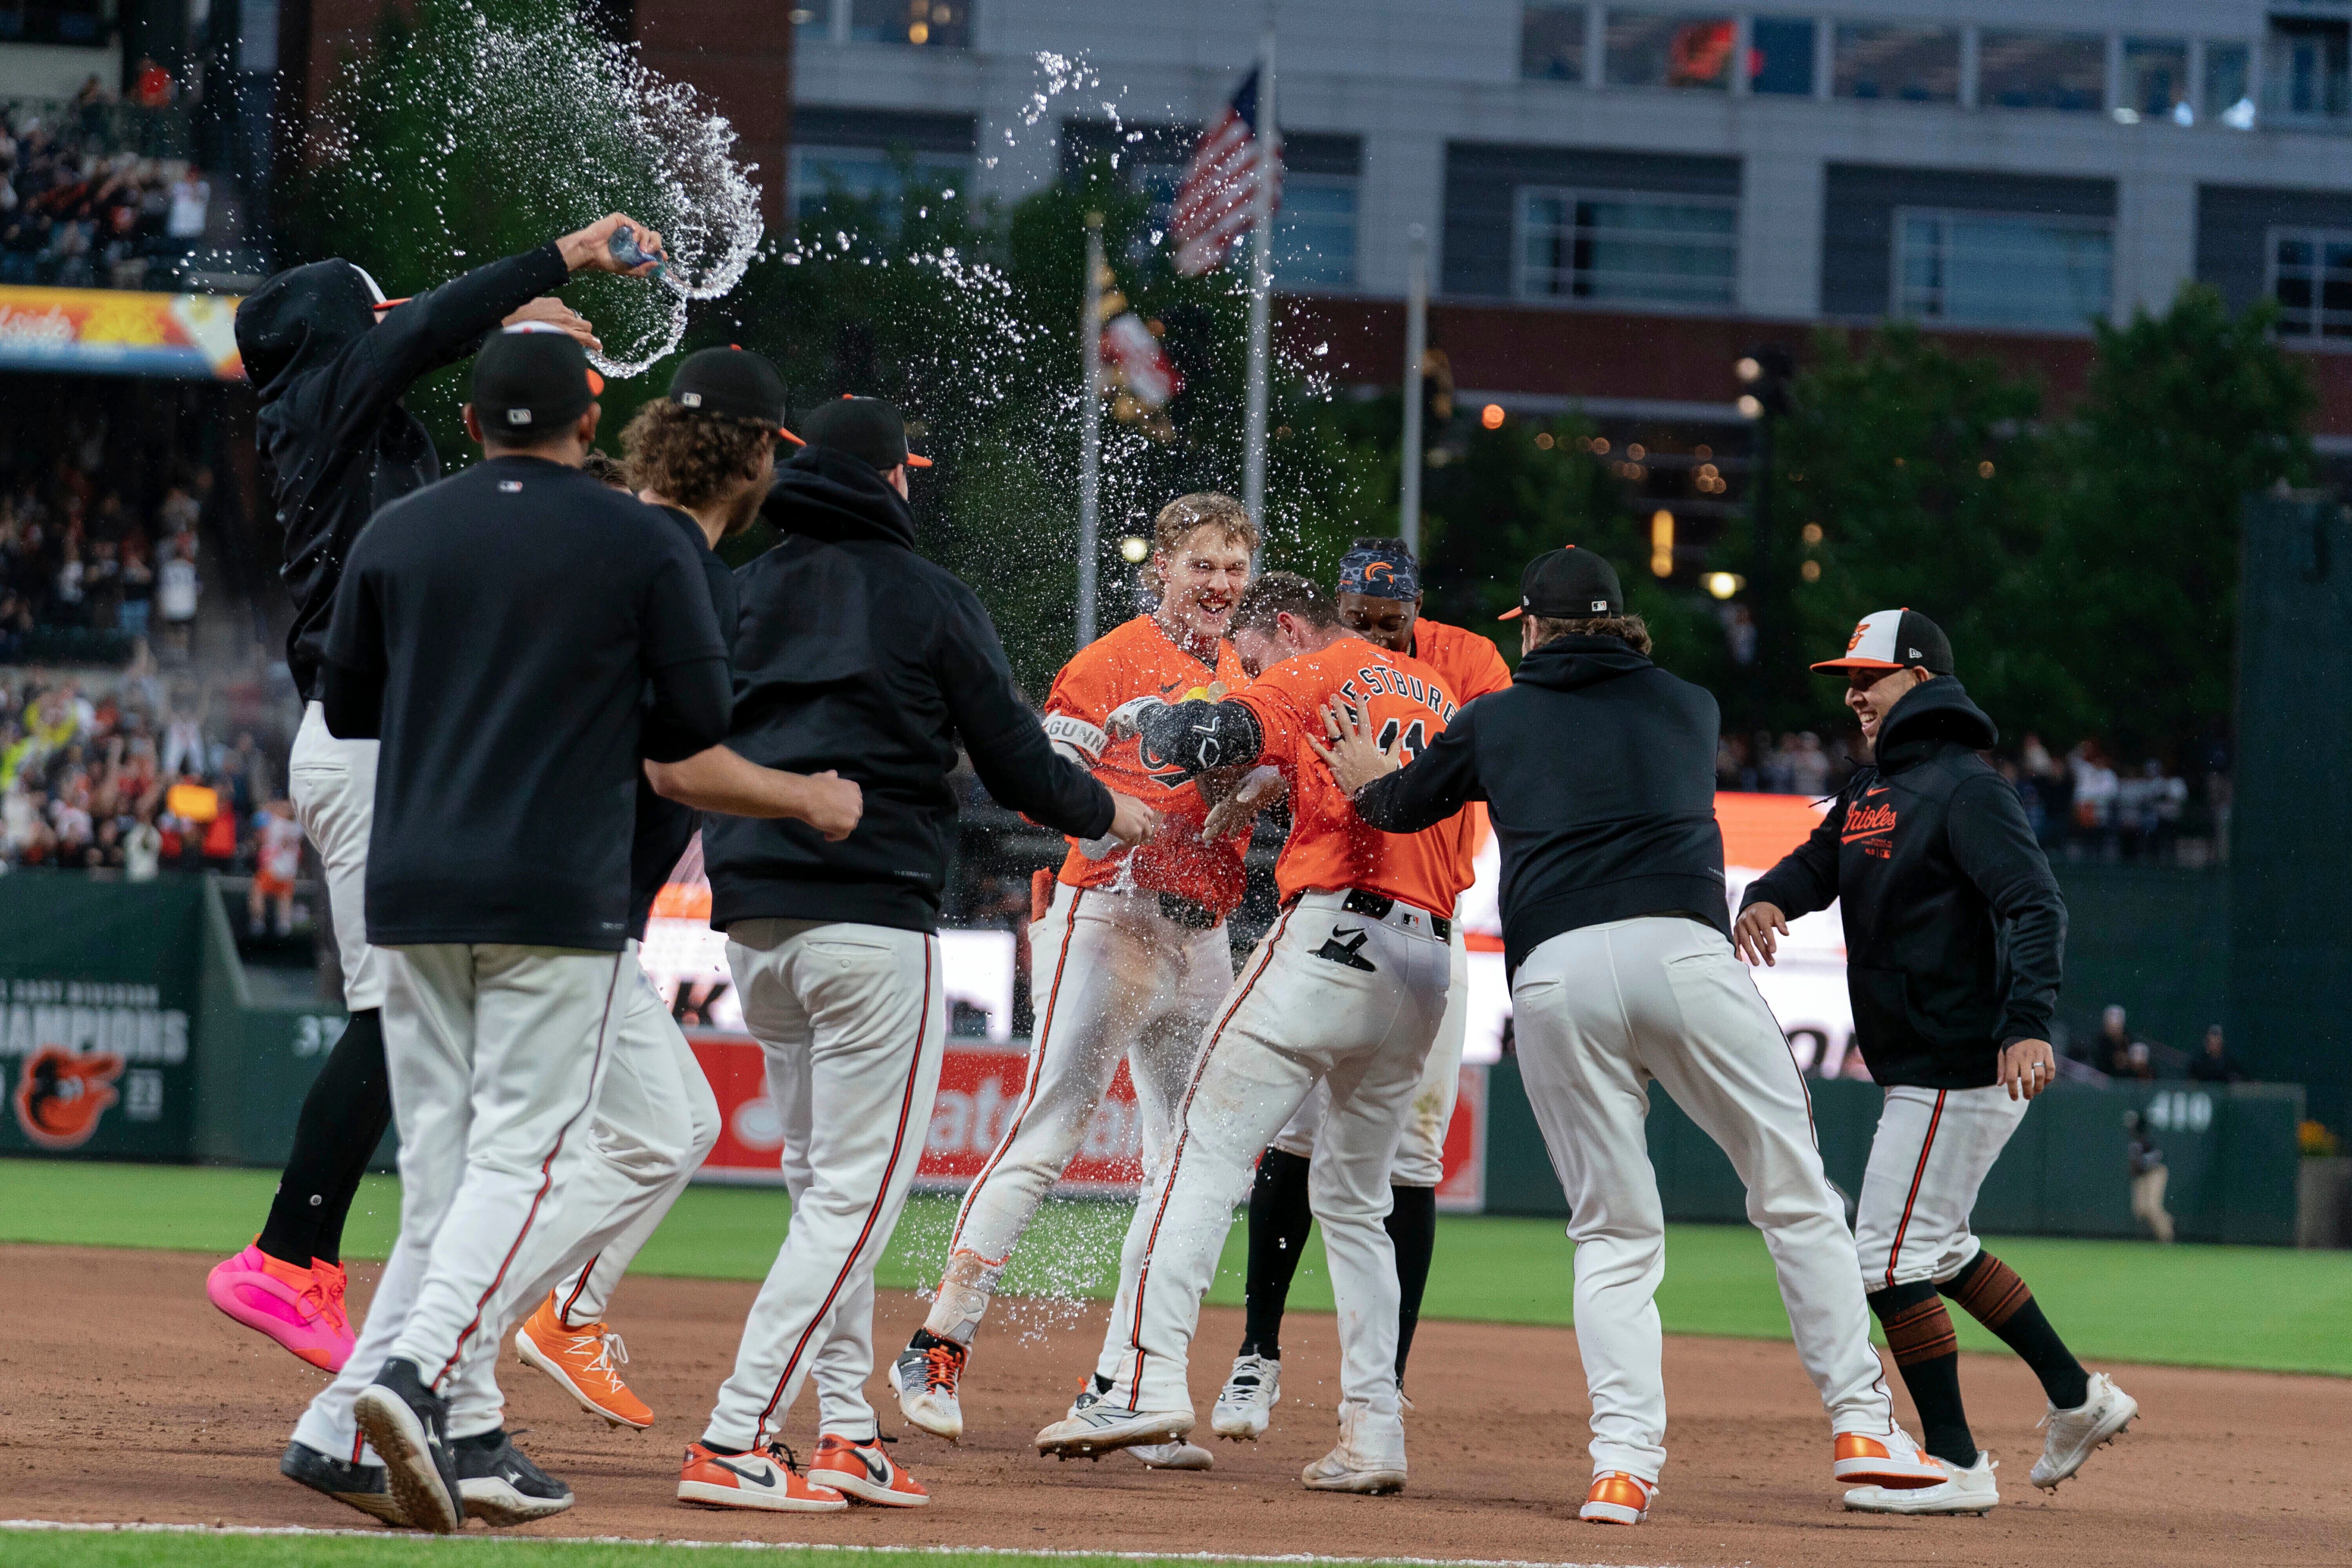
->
[1852,1084,2031,1290]
[703,919,944,1450]
[931,886,1230,1340]
[287,702,385,1011]
[1510,916,1897,1483]
[543,951,724,1327]
[294,944,628,1451]
[1090,890,1450,1429]
[1273,920,1468,1187]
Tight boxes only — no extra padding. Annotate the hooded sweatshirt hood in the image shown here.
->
[1511,632,1654,692]
[1874,674,1997,772]
[762,444,918,550]
[235,260,380,398]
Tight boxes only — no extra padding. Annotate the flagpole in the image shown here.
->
[1400,223,1428,555]
[1241,26,1278,533]
[1078,211,1105,651]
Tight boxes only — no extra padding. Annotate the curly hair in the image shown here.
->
[1526,612,1652,656]
[579,450,630,490]
[1152,491,1260,558]
[1230,571,1339,638]
[619,401,775,511]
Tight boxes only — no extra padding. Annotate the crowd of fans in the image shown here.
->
[2,73,214,290]
[1717,728,2224,862]
[0,450,210,661]
[0,658,297,922]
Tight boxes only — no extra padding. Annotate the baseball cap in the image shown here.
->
[470,324,603,435]
[800,394,933,471]
[1811,608,1954,675]
[1338,537,1420,600]
[1497,546,1623,621]
[668,345,804,445]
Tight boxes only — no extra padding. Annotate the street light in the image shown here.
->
[1118,535,1150,564]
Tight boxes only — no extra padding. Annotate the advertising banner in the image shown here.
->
[0,286,245,379]
[688,1032,1489,1212]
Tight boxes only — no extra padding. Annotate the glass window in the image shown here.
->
[793,146,970,225]
[1977,31,2105,112]
[792,1,830,34]
[1833,23,1960,104]
[1521,2,1589,83]
[2265,17,2350,122]
[1750,16,1817,96]
[2205,42,2256,129]
[1515,188,1739,307]
[2269,229,2352,340]
[2120,38,2190,123]
[1895,211,2112,330]
[849,0,971,47]
[1604,11,1737,90]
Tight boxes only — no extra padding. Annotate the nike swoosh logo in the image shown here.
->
[1865,786,1890,797]
[1842,828,1891,844]
[855,1449,890,1484]
[711,1457,778,1488]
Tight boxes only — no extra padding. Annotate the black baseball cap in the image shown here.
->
[469,325,602,435]
[1498,546,1622,621]
[668,345,804,445]
[1812,608,1954,675]
[800,394,933,471]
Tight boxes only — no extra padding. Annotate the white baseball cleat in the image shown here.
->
[1034,1388,1191,1459]
[1300,1400,1406,1494]
[1130,1441,1215,1471]
[2031,1373,2138,1489]
[1210,1354,1280,1440]
[1844,1451,1999,1515]
[891,1339,966,1442]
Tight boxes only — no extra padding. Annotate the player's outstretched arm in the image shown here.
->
[1323,700,1483,833]
[646,749,863,841]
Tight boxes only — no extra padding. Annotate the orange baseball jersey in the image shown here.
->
[1233,633,1475,917]
[1042,614,1253,915]
[1410,617,1513,705]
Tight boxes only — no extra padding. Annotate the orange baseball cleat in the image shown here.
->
[1834,1428,1949,1488]
[514,1291,653,1430]
[1580,1471,1657,1525]
[809,1432,931,1507]
[677,1441,847,1512]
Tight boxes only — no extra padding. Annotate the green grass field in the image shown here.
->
[5,1157,2347,1376]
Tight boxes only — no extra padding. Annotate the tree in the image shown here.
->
[2044,285,2314,759]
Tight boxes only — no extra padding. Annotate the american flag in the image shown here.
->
[1169,66,1283,278]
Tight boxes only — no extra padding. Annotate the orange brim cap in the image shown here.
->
[779,426,805,446]
[906,452,933,468]
[1496,606,1524,621]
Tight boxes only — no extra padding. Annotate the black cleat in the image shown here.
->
[352,1357,464,1534]
[454,1427,573,1526]
[280,1439,408,1528]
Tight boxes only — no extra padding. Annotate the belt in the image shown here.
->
[1290,887,1450,942]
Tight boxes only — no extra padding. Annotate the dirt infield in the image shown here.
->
[3,1243,2344,1566]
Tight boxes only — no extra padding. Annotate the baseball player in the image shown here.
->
[325,328,734,1535]
[1033,572,1474,1497]
[1212,537,1509,1440]
[214,214,655,1381]
[892,492,1256,1472]
[1320,548,1946,1524]
[680,397,1155,1514]
[1736,609,2138,1515]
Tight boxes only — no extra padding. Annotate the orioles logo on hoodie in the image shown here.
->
[13,1044,125,1150]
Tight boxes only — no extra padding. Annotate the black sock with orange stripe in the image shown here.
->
[1238,1148,1314,1361]
[1940,1250,2089,1410]
[1868,1281,1976,1468]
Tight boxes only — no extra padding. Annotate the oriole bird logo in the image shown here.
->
[13,1044,125,1150]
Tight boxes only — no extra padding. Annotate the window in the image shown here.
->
[2120,38,2190,123]
[849,0,971,48]
[793,146,970,225]
[1604,10,1737,91]
[2266,16,2350,122]
[792,3,827,35]
[1895,211,2111,330]
[1515,189,1738,308]
[2269,229,2352,341]
[1978,31,2105,112]
[1129,163,1359,288]
[1833,23,1959,104]
[1749,16,1817,96]
[2206,42,2256,129]
[1521,2,1588,82]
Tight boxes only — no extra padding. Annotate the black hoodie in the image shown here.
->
[1740,677,2066,1090]
[1353,633,1729,975]
[236,246,569,699]
[702,446,1114,934]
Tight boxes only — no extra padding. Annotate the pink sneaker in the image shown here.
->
[206,1243,355,1371]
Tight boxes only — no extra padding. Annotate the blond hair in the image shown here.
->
[1152,491,1259,558]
